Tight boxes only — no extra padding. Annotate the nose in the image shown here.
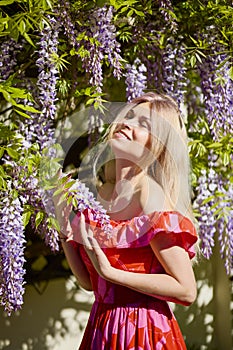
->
[115,120,132,132]
[121,121,131,129]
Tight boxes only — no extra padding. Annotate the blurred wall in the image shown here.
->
[0,249,232,350]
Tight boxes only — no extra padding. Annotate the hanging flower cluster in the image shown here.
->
[19,16,62,252]
[217,178,233,275]
[0,189,26,315]
[56,0,78,47]
[194,167,219,259]
[194,152,233,273]
[162,37,187,106]
[125,58,147,101]
[0,38,22,81]
[83,5,123,92]
[58,174,113,236]
[158,0,178,33]
[137,26,186,108]
[36,16,60,125]
[198,39,233,140]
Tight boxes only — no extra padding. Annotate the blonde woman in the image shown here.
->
[54,92,198,350]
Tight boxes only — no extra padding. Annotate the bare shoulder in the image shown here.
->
[140,176,173,213]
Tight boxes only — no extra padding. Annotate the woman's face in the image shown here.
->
[110,102,152,163]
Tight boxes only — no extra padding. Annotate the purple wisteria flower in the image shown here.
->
[36,16,60,123]
[216,178,233,275]
[138,29,186,107]
[194,168,217,259]
[0,38,22,81]
[55,174,113,237]
[161,37,187,106]
[83,5,123,92]
[125,58,147,101]
[0,189,26,315]
[158,0,178,32]
[198,38,233,140]
[56,0,78,47]
[194,151,233,274]
[23,173,60,253]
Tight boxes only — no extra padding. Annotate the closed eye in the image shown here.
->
[124,110,135,120]
[139,117,151,130]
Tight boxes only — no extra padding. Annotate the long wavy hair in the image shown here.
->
[95,92,195,223]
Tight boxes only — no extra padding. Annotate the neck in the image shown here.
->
[115,158,144,183]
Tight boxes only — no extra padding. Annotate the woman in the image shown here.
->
[54,92,198,349]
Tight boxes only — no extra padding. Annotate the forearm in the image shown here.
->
[61,240,93,291]
[107,269,196,306]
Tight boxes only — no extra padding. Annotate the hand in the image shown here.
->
[79,213,115,280]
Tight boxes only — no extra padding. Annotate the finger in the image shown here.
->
[85,222,94,239]
[88,236,100,250]
[79,213,92,249]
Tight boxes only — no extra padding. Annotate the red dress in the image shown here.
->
[71,210,198,350]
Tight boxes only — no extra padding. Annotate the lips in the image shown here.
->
[114,129,131,140]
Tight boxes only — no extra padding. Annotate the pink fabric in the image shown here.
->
[74,211,198,350]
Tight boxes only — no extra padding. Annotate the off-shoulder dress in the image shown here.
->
[71,210,198,350]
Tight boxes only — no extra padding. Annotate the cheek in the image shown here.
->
[138,130,151,148]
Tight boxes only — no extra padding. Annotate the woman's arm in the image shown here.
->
[61,240,93,291]
[85,231,196,306]
[108,235,196,305]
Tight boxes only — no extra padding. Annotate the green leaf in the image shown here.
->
[15,104,41,113]
[53,187,64,196]
[64,180,76,189]
[190,55,197,67]
[0,147,5,158]
[1,89,12,102]
[13,108,31,118]
[35,211,45,228]
[0,0,15,5]
[229,66,233,81]
[47,216,60,232]
[23,32,35,47]
[18,19,26,34]
[0,176,7,190]
[222,152,230,166]
[22,210,33,227]
[207,142,222,149]
[6,147,19,159]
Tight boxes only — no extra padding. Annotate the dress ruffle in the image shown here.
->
[71,209,198,259]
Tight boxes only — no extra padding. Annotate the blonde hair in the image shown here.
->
[97,92,195,222]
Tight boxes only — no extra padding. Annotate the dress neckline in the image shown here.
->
[109,210,191,224]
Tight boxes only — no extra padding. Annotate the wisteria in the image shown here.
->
[217,178,233,275]
[194,152,233,273]
[16,15,62,252]
[36,16,60,126]
[56,0,78,48]
[0,189,26,315]
[138,28,186,107]
[54,174,113,237]
[198,38,233,140]
[83,5,122,92]
[194,168,217,259]
[161,37,187,106]
[125,58,147,101]
[158,0,178,32]
[0,38,22,81]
